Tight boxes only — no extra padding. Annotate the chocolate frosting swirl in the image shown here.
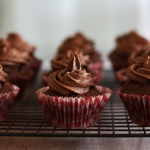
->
[116,31,149,56]
[58,32,95,55]
[0,65,8,83]
[0,38,31,65]
[126,57,150,83]
[48,54,95,95]
[128,46,150,65]
[7,33,35,53]
[51,50,90,71]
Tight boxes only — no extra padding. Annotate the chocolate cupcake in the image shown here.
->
[0,38,33,87]
[58,32,103,70]
[118,57,150,126]
[0,65,19,122]
[7,33,41,74]
[41,51,103,85]
[109,31,149,72]
[116,45,150,85]
[36,54,112,129]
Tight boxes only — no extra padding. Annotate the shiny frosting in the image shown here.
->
[128,46,150,65]
[126,56,150,83]
[0,65,8,84]
[58,32,94,55]
[7,33,35,53]
[115,31,149,56]
[48,54,95,95]
[51,50,90,71]
[0,38,31,65]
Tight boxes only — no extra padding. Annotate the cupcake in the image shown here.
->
[0,65,20,122]
[7,33,41,74]
[41,50,103,85]
[116,45,150,85]
[36,54,112,129]
[109,31,149,72]
[0,38,33,87]
[117,57,150,126]
[58,32,103,70]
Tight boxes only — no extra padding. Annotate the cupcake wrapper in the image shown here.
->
[94,72,103,85]
[116,68,129,85]
[30,60,42,75]
[88,61,103,71]
[118,89,150,126]
[0,85,20,122]
[36,86,112,129]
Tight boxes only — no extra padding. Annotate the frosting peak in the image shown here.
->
[0,65,8,83]
[48,54,95,96]
[143,56,150,69]
[65,53,81,72]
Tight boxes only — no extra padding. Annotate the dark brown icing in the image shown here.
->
[128,46,150,65]
[47,54,102,97]
[0,65,14,93]
[58,32,95,55]
[51,50,90,71]
[0,38,31,65]
[7,33,35,53]
[116,31,149,56]
[126,57,150,83]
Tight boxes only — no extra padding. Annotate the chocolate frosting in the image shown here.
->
[51,50,90,71]
[0,39,31,65]
[128,46,150,65]
[58,32,95,55]
[126,57,150,83]
[48,54,95,96]
[0,65,14,93]
[7,33,35,53]
[115,31,149,56]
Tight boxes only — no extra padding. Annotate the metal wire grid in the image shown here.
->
[0,70,150,137]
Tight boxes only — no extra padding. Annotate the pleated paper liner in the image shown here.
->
[0,85,20,122]
[118,88,150,126]
[36,86,112,129]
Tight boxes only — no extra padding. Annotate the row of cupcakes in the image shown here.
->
[0,33,41,88]
[109,31,150,126]
[41,32,103,85]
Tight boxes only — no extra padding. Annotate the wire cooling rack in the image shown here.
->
[0,70,150,137]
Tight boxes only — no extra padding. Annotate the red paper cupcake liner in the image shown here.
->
[36,86,112,129]
[29,60,42,75]
[117,88,150,126]
[88,61,103,72]
[116,68,129,85]
[93,71,103,85]
[0,85,20,122]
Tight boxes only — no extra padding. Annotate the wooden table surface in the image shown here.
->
[0,137,150,150]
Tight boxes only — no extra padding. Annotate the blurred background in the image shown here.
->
[0,0,150,69]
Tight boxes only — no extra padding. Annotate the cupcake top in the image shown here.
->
[51,50,90,71]
[58,32,95,55]
[46,54,102,97]
[121,57,150,95]
[128,46,150,65]
[0,65,14,93]
[116,31,149,56]
[7,33,35,53]
[0,38,31,66]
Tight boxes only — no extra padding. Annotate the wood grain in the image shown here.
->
[0,137,150,150]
